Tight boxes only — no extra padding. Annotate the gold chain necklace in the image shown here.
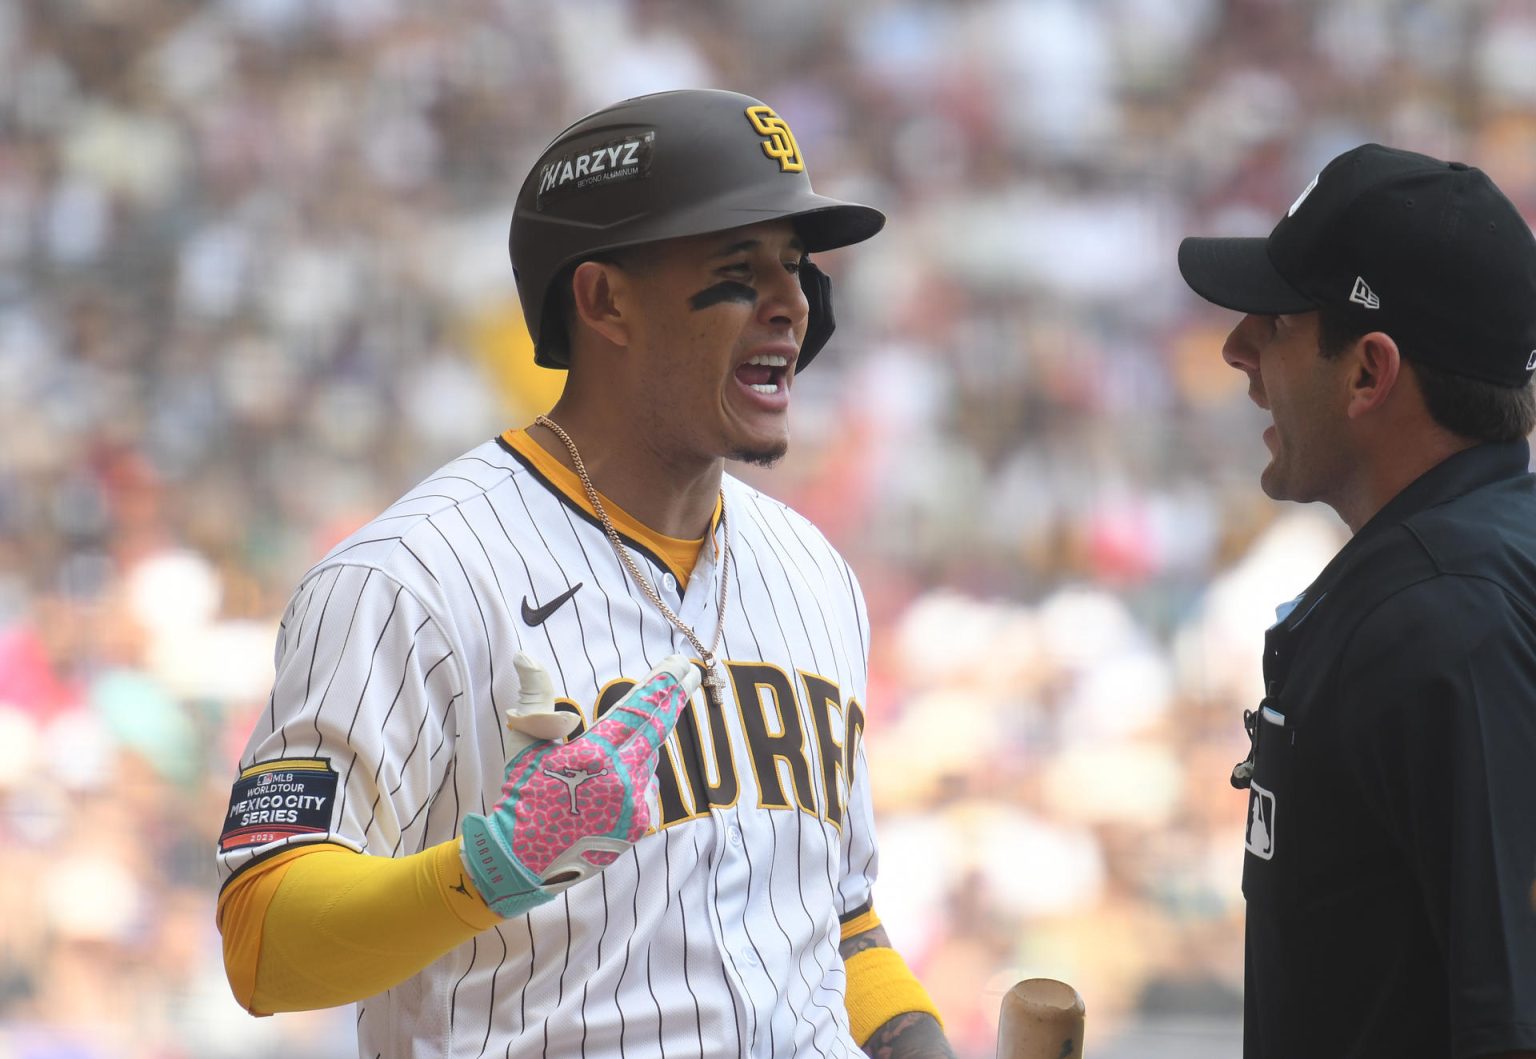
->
[535,415,731,710]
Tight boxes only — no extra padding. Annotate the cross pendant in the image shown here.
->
[702,665,726,710]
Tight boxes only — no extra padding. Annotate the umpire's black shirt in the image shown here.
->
[1242,440,1536,1058]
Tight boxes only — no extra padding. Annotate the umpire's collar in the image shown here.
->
[1277,439,1531,633]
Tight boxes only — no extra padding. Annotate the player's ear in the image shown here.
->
[569,260,634,349]
[1344,330,1402,420]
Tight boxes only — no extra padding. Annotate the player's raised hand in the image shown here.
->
[460,653,700,918]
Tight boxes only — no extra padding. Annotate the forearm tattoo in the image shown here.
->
[861,1011,957,1059]
[839,924,891,961]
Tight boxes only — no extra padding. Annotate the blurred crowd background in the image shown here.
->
[3,0,1535,1056]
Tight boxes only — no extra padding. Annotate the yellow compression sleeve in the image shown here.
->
[217,845,320,1012]
[216,838,501,1015]
[843,947,945,1046]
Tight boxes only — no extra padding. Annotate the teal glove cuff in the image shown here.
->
[460,814,555,919]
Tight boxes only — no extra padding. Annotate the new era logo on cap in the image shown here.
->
[1349,276,1380,310]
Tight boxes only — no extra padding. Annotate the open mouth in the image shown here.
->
[734,353,792,395]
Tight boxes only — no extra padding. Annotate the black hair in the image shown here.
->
[1317,304,1536,443]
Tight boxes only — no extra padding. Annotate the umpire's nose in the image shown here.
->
[1222,314,1266,376]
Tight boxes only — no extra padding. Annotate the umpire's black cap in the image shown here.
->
[511,89,886,371]
[1179,143,1536,387]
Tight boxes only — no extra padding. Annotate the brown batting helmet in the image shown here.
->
[510,89,885,371]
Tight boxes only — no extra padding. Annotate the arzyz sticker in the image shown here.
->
[536,132,655,209]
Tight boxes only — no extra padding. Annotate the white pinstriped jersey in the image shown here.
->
[217,429,879,1059]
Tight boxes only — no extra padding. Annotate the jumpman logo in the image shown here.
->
[543,765,609,813]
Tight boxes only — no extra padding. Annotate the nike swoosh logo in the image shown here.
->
[521,583,583,626]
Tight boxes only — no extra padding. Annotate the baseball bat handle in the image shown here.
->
[996,978,1085,1059]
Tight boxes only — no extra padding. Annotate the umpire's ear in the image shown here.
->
[1343,330,1403,422]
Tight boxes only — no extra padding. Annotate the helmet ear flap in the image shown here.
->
[795,260,835,372]
[532,275,573,369]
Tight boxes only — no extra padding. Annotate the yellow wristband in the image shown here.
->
[843,947,944,1045]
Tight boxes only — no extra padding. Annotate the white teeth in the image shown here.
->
[746,354,789,368]
[749,383,779,394]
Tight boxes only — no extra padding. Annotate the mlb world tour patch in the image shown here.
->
[219,758,339,852]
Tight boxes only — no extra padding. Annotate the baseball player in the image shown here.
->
[216,89,954,1059]
[1180,144,1536,1057]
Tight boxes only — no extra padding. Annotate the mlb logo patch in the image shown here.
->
[1246,780,1276,860]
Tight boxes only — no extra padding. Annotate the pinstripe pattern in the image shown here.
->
[217,433,877,1058]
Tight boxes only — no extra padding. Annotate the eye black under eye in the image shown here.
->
[690,280,757,310]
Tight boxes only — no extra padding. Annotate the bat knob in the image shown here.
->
[997,978,1086,1059]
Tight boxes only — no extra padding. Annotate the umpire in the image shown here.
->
[1179,144,1536,1058]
